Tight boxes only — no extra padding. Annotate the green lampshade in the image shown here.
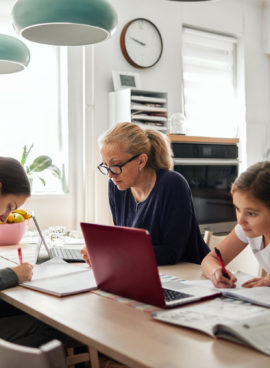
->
[0,34,30,74]
[167,0,215,1]
[12,0,118,46]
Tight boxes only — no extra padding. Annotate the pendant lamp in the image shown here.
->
[12,0,118,46]
[0,34,30,74]
[167,0,215,2]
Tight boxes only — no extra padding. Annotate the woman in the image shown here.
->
[82,122,209,265]
[0,156,65,347]
[201,161,270,288]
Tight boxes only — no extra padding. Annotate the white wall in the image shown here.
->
[1,0,270,231]
[92,0,270,225]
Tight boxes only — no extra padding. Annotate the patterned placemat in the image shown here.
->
[91,274,184,314]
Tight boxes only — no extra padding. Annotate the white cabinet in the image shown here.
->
[109,88,168,132]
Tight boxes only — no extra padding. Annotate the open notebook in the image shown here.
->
[182,271,270,308]
[152,297,270,355]
[22,258,96,296]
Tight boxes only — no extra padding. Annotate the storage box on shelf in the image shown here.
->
[109,88,168,132]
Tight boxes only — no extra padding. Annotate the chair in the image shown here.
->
[0,339,67,368]
[65,338,92,368]
[203,230,261,276]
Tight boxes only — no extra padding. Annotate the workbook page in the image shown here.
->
[31,257,89,281]
[153,297,270,338]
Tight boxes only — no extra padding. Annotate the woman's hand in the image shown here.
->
[12,263,33,283]
[210,268,237,288]
[242,276,270,288]
[80,247,92,267]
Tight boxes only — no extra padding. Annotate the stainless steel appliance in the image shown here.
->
[172,141,239,234]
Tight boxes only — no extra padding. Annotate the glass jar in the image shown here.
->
[169,113,187,135]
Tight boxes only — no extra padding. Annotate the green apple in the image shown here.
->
[13,213,25,223]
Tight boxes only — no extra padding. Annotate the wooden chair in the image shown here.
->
[0,339,67,368]
[65,339,92,368]
[203,230,261,276]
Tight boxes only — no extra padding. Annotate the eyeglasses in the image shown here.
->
[97,154,140,176]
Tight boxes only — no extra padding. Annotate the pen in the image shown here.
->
[18,247,23,264]
[214,247,230,279]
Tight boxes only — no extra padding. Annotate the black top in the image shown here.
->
[109,169,210,265]
[0,268,18,290]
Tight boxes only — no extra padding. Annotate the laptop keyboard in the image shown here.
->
[49,247,85,262]
[163,288,192,302]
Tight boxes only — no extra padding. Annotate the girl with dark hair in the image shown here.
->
[0,157,32,287]
[0,157,65,347]
[201,161,270,288]
[82,122,209,265]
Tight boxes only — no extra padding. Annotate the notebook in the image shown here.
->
[80,222,220,308]
[22,258,96,296]
[32,215,85,263]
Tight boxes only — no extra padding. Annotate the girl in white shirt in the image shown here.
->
[201,161,270,288]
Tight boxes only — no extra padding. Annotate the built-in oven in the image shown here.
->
[172,141,239,234]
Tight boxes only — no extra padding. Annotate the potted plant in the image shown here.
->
[21,144,68,192]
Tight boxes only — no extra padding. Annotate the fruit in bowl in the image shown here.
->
[0,210,31,246]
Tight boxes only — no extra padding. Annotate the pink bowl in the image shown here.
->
[0,221,27,246]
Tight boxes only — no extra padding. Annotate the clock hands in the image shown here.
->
[130,37,146,46]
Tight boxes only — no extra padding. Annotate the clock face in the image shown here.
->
[120,18,163,69]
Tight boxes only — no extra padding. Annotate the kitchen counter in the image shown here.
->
[168,135,239,144]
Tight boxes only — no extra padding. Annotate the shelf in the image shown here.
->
[168,135,239,144]
[131,104,167,112]
[135,123,167,131]
[132,115,167,122]
[109,88,168,132]
[131,96,167,103]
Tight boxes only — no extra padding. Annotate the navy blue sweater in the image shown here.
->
[109,169,209,265]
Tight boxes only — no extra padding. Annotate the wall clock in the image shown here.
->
[120,18,163,69]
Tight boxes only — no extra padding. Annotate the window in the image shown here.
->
[0,40,68,194]
[182,27,237,138]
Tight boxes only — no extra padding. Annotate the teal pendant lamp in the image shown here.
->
[12,0,118,46]
[167,0,215,2]
[0,34,30,74]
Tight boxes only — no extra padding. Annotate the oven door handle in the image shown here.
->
[173,158,239,165]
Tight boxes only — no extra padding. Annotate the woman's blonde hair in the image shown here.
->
[231,161,270,209]
[99,122,174,170]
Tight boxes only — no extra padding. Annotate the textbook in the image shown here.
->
[152,297,270,355]
[22,258,97,296]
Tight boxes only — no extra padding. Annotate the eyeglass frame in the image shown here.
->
[97,153,141,176]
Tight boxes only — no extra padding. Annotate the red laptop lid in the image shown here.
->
[80,222,166,308]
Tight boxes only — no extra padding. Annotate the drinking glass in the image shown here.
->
[48,226,66,246]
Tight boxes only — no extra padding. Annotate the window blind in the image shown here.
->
[182,27,238,137]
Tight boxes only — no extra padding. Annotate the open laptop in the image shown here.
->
[32,215,85,263]
[80,222,220,308]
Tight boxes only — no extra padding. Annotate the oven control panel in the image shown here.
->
[171,142,238,159]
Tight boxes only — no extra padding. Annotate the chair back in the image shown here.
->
[0,339,67,368]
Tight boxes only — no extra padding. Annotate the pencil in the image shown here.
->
[214,247,230,279]
[18,247,23,264]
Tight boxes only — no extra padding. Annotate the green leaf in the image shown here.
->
[29,156,52,172]
[37,176,46,186]
[49,165,61,178]
[21,144,34,166]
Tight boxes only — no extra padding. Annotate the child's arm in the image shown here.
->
[242,275,270,287]
[201,229,247,288]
